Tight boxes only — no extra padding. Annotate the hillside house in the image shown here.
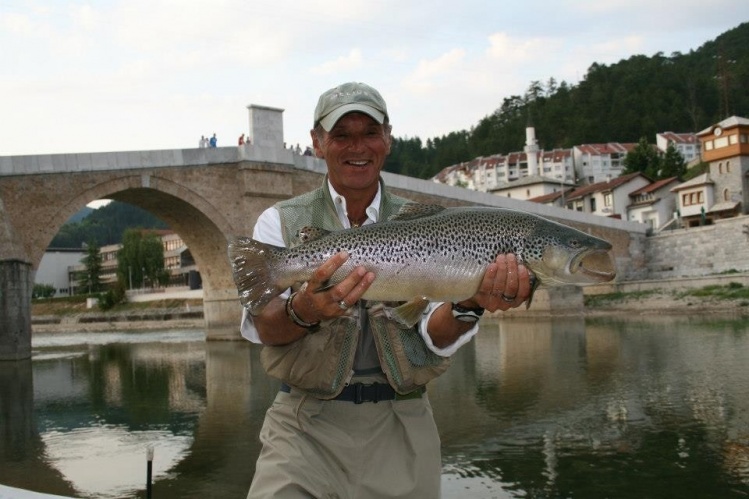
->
[564,172,650,218]
[656,132,699,163]
[672,115,749,227]
[572,143,636,184]
[626,176,680,232]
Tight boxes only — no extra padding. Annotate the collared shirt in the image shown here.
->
[239,180,478,357]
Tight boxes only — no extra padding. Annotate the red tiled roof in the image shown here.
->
[657,132,697,144]
[566,172,646,200]
[629,176,678,197]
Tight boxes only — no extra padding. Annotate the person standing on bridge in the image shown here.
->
[240,81,532,498]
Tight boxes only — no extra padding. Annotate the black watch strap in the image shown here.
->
[451,303,485,323]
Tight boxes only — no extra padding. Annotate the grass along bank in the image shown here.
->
[584,281,749,314]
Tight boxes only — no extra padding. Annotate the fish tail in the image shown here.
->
[227,236,285,315]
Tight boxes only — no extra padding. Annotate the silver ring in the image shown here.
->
[501,293,516,303]
[338,300,349,310]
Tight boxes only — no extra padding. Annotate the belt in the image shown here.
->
[279,382,425,404]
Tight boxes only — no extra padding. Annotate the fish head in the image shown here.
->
[525,222,616,286]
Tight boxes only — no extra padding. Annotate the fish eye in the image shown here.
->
[568,239,581,248]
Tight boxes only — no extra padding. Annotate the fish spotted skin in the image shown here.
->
[228,203,616,325]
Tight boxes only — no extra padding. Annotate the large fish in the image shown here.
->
[228,203,616,326]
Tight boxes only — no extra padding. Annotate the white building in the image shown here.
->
[572,143,636,185]
[564,172,650,217]
[35,248,85,297]
[626,177,680,232]
[656,132,699,163]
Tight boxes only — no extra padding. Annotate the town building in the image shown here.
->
[572,143,637,185]
[626,176,680,232]
[656,132,699,164]
[34,248,86,297]
[37,231,199,297]
[563,173,650,218]
[672,116,749,227]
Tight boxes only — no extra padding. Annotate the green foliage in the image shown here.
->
[659,143,687,179]
[51,201,167,248]
[623,137,660,178]
[117,229,168,290]
[98,281,127,311]
[676,283,749,300]
[384,22,749,179]
[584,289,661,307]
[33,283,56,299]
[78,240,104,295]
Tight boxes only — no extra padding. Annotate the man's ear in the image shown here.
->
[310,129,324,157]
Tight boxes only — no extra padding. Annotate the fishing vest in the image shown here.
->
[259,177,451,399]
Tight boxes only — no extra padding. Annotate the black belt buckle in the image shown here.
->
[352,383,381,404]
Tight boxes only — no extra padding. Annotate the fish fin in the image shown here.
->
[388,203,446,222]
[227,236,286,315]
[525,271,540,309]
[312,280,333,293]
[296,226,331,244]
[389,297,431,328]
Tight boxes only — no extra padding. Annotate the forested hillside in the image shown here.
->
[51,201,168,248]
[384,22,749,179]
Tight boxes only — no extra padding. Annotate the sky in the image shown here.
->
[1,0,748,158]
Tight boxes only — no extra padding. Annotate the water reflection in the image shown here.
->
[0,318,747,498]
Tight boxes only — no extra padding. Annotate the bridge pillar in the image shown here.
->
[0,260,32,360]
[203,288,244,340]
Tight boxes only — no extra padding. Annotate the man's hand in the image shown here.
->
[457,254,531,312]
[291,251,376,322]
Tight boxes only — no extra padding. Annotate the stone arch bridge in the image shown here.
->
[0,142,646,360]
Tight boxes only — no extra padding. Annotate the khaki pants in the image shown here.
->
[247,383,441,498]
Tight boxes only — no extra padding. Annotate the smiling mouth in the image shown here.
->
[346,160,369,167]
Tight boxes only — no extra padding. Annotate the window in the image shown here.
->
[729,134,738,145]
[590,198,597,212]
[719,162,723,174]
[705,141,713,151]
[603,193,613,207]
[724,188,730,201]
[715,137,729,148]
[726,161,731,173]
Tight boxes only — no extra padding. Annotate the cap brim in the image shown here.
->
[319,104,385,131]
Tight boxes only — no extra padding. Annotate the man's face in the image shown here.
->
[311,112,392,196]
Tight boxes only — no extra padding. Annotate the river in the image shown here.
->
[1,315,748,498]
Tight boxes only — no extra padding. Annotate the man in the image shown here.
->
[241,82,531,498]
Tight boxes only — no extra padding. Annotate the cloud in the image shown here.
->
[311,48,365,74]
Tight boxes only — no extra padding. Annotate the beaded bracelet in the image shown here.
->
[285,292,320,332]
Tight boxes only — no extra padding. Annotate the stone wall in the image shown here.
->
[644,214,749,279]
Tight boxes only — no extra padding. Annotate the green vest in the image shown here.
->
[259,177,451,398]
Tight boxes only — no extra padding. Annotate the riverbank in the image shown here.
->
[31,298,206,333]
[31,282,749,334]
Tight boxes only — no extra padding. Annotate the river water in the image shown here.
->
[1,315,748,498]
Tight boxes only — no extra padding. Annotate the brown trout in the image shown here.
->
[228,203,616,326]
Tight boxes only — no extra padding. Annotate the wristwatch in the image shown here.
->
[451,303,485,323]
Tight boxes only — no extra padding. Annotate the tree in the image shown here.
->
[78,240,103,295]
[623,137,661,178]
[33,283,56,299]
[117,229,169,291]
[659,143,687,179]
